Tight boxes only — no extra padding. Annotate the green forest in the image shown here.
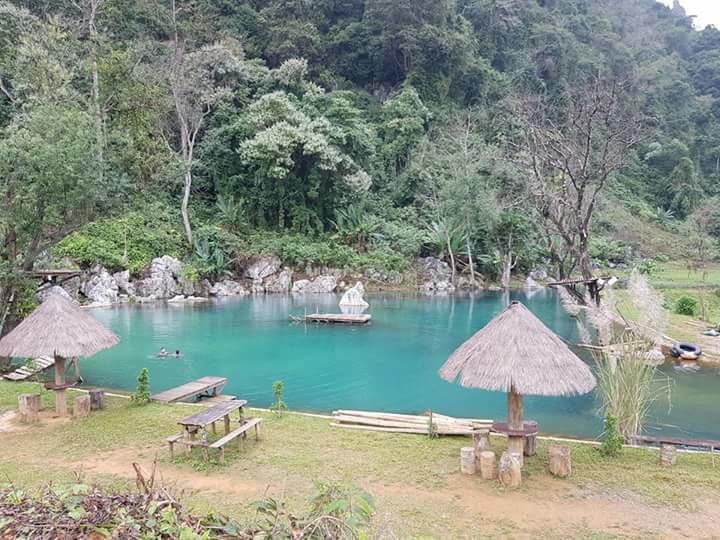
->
[1,0,720,322]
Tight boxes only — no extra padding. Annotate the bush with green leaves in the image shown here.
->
[636,259,657,276]
[590,237,626,264]
[131,368,151,406]
[598,414,624,457]
[674,295,698,316]
[55,209,185,272]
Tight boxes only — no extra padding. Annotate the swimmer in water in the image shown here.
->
[158,347,168,357]
[173,350,182,357]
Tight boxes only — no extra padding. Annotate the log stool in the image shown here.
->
[73,395,91,418]
[88,388,105,410]
[548,445,572,478]
[479,450,497,480]
[460,447,476,475]
[659,443,677,467]
[498,451,522,488]
[18,394,40,424]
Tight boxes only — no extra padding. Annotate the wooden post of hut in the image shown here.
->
[54,355,68,416]
[507,386,524,466]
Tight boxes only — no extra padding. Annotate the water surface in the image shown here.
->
[84,290,720,440]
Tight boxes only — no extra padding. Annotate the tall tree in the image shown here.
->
[165,3,249,244]
[521,77,643,294]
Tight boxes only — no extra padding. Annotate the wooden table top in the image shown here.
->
[178,399,247,428]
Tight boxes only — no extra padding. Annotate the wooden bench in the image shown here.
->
[166,432,184,460]
[210,418,262,464]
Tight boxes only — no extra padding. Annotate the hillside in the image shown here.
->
[1,0,719,320]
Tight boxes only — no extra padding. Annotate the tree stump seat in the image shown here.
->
[18,394,41,424]
[548,445,572,478]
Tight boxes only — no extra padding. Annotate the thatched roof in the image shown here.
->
[439,301,596,397]
[0,292,119,358]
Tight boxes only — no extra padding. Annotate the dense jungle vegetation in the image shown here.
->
[1,0,720,327]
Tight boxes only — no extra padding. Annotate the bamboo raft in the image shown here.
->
[290,313,371,325]
[3,356,55,381]
[332,410,492,435]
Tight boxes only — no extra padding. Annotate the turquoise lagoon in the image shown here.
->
[84,290,720,440]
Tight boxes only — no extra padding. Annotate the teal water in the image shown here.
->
[83,290,720,440]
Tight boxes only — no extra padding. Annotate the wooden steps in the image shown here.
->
[3,356,55,381]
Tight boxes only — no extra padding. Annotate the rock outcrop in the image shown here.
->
[80,265,119,305]
[209,280,249,297]
[113,270,135,296]
[265,268,293,293]
[418,257,455,292]
[134,256,182,300]
[291,275,337,294]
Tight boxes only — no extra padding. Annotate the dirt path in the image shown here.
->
[67,450,720,539]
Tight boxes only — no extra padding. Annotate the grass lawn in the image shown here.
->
[1,382,719,538]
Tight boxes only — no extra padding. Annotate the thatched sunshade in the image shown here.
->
[439,301,596,462]
[0,291,119,416]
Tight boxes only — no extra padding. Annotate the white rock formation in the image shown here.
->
[339,282,369,308]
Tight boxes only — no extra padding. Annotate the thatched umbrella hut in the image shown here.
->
[0,291,119,416]
[439,301,596,461]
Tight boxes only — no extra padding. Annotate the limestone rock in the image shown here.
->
[209,280,249,297]
[246,256,282,280]
[265,268,293,293]
[291,279,310,294]
[456,276,483,290]
[80,265,119,305]
[134,256,182,299]
[291,275,337,294]
[529,268,549,282]
[339,282,369,308]
[113,270,136,296]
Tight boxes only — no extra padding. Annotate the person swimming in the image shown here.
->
[157,347,168,357]
[173,350,182,357]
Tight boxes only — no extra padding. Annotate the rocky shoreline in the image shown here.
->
[44,255,548,307]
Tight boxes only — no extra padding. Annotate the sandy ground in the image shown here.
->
[61,447,720,539]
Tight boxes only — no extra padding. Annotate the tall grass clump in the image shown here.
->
[575,270,671,440]
[593,331,670,439]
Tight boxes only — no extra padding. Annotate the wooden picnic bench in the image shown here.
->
[151,376,227,403]
[167,399,261,462]
[211,418,262,464]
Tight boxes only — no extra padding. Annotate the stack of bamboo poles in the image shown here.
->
[331,410,492,435]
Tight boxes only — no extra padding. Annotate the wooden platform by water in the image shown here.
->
[291,313,371,325]
[151,376,228,403]
[3,356,54,381]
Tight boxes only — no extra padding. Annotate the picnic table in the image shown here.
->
[492,420,538,456]
[167,399,262,463]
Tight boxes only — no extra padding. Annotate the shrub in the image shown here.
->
[271,380,287,416]
[636,259,657,276]
[674,295,698,316]
[131,368,151,406]
[55,209,185,272]
[599,414,624,457]
[590,237,626,264]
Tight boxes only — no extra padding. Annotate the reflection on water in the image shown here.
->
[84,290,720,440]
